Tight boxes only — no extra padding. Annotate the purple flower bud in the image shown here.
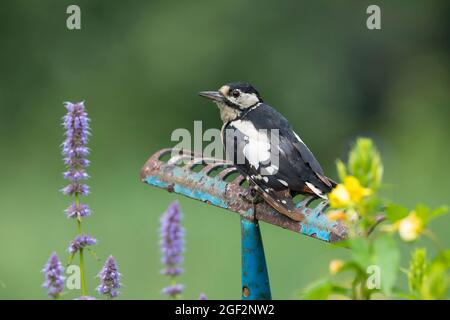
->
[162,284,184,297]
[97,256,121,299]
[42,252,65,298]
[199,293,208,300]
[160,201,185,274]
[65,202,91,219]
[61,183,90,196]
[68,235,97,254]
[160,267,184,276]
[63,170,89,181]
[64,157,90,167]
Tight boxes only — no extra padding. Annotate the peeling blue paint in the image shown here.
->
[300,224,330,242]
[146,174,336,242]
[173,183,228,208]
[300,211,333,241]
[145,176,169,189]
[145,175,228,208]
[241,218,271,300]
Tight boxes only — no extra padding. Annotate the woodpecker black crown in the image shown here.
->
[225,82,263,102]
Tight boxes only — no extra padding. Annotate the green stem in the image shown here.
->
[171,276,178,300]
[79,247,87,296]
[77,216,82,233]
[75,194,87,296]
[351,277,361,300]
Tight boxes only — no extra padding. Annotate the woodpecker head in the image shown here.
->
[199,82,262,122]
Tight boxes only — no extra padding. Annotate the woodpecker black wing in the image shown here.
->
[222,122,302,220]
[223,103,334,203]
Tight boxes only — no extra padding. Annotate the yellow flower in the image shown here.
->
[327,210,347,221]
[329,184,351,207]
[329,260,345,275]
[328,176,372,208]
[398,211,423,242]
[344,176,372,203]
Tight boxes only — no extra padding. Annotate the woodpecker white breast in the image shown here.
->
[199,82,336,211]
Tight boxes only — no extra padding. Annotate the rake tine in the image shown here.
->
[141,148,348,243]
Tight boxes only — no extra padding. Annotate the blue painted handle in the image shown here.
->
[241,217,272,300]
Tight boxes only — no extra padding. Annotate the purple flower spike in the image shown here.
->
[160,201,185,298]
[68,235,97,254]
[42,252,65,298]
[65,202,91,219]
[61,102,91,200]
[160,201,185,274]
[55,101,95,297]
[162,284,184,297]
[97,255,121,299]
[199,293,208,300]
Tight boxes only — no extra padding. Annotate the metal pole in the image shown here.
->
[241,217,271,300]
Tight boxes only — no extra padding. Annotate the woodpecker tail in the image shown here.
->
[299,173,337,199]
[316,173,337,191]
[325,176,338,188]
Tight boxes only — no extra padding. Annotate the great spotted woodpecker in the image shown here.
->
[199,82,335,218]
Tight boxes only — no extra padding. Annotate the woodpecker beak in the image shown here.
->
[198,91,225,103]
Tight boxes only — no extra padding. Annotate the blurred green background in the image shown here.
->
[0,0,449,299]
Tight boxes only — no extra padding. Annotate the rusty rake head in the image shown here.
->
[140,148,347,242]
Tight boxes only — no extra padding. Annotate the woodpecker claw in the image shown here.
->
[239,186,262,204]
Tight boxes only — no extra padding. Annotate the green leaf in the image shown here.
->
[349,238,372,270]
[301,280,333,300]
[336,261,364,275]
[373,234,400,296]
[429,206,449,221]
[435,250,450,268]
[385,203,409,223]
[395,291,419,300]
[406,248,450,299]
[346,138,383,190]
[414,204,431,224]
[407,248,427,295]
[336,159,347,182]
[370,153,383,191]
[420,257,449,299]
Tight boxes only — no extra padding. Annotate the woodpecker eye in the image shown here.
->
[231,90,240,98]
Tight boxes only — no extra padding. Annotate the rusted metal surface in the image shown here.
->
[140,148,348,242]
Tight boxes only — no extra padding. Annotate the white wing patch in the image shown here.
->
[263,164,278,175]
[293,132,305,144]
[232,120,271,169]
[305,182,327,199]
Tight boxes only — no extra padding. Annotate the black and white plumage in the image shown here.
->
[199,82,335,217]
